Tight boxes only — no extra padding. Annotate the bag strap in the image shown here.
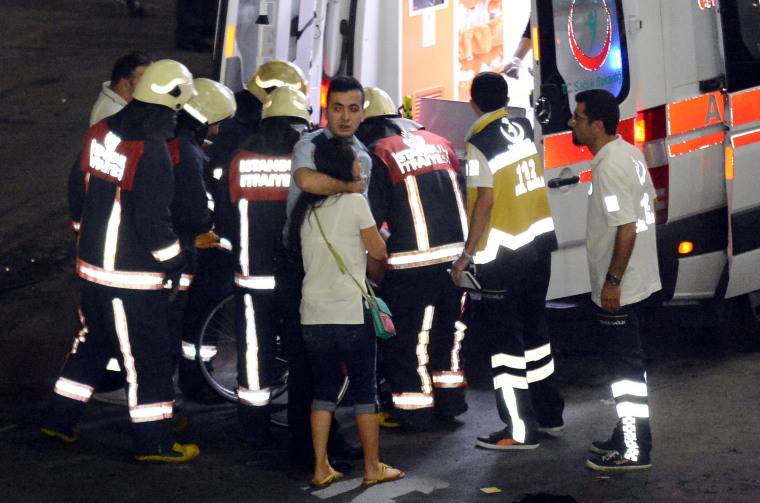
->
[313,208,372,303]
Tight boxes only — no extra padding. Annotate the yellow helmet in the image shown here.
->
[246,59,307,103]
[182,78,237,125]
[261,86,311,122]
[132,59,195,110]
[363,87,399,119]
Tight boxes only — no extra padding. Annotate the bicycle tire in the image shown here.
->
[197,294,350,426]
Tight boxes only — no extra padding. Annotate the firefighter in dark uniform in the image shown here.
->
[168,78,236,393]
[356,87,470,431]
[42,60,199,462]
[450,72,564,450]
[180,60,308,400]
[215,86,311,446]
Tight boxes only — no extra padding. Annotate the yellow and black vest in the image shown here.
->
[466,111,556,264]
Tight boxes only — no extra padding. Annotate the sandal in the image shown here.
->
[363,462,404,486]
[311,466,343,488]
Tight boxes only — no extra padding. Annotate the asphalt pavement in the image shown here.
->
[2,1,760,502]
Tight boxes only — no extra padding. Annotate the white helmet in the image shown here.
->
[132,59,195,110]
[363,87,399,119]
[261,86,310,122]
[182,78,236,125]
[246,59,307,103]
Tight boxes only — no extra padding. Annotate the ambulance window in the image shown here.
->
[536,0,630,135]
[719,0,760,92]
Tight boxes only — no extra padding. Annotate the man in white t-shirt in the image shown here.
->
[568,89,661,473]
[90,51,152,126]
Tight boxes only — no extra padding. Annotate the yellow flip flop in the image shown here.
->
[363,462,405,486]
[311,466,343,488]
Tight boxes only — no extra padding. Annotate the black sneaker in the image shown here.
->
[589,438,622,455]
[476,428,539,450]
[586,450,651,472]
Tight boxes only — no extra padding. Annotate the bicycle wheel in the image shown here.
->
[197,294,238,402]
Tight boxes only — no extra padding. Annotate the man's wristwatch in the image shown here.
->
[605,272,622,287]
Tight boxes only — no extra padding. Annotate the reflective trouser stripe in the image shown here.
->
[112,298,139,409]
[242,294,263,395]
[130,402,174,423]
[391,392,434,409]
[181,341,218,362]
[612,379,649,418]
[432,371,467,388]
[238,387,272,406]
[53,377,94,402]
[495,380,527,443]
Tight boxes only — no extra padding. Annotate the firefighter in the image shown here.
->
[216,86,311,446]
[42,60,199,462]
[450,72,565,449]
[355,87,469,431]
[169,78,236,401]
[180,60,308,401]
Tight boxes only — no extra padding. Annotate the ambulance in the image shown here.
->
[212,0,760,334]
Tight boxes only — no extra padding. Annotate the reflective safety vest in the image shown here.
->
[371,127,467,269]
[73,120,185,290]
[466,112,555,264]
[228,150,292,289]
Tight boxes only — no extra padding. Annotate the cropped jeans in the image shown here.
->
[302,308,379,415]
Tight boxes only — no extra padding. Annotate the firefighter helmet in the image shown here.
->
[246,59,307,103]
[182,78,237,125]
[261,86,311,122]
[132,59,195,110]
[363,87,399,119]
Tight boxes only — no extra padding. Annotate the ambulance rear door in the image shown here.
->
[717,0,760,298]
[531,0,634,300]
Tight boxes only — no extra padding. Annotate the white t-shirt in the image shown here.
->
[586,136,661,307]
[89,82,127,126]
[300,193,376,324]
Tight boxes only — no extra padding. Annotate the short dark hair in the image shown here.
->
[110,51,152,84]
[575,89,619,135]
[327,75,365,105]
[470,72,508,113]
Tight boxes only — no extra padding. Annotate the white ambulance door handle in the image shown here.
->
[626,16,643,34]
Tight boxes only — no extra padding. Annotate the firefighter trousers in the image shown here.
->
[594,298,652,458]
[477,247,564,443]
[43,282,177,455]
[379,263,468,417]
[234,286,278,434]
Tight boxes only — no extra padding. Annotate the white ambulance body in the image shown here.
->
[213,0,760,324]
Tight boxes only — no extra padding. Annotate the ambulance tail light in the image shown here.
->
[678,241,694,255]
[635,106,669,225]
[319,76,330,127]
